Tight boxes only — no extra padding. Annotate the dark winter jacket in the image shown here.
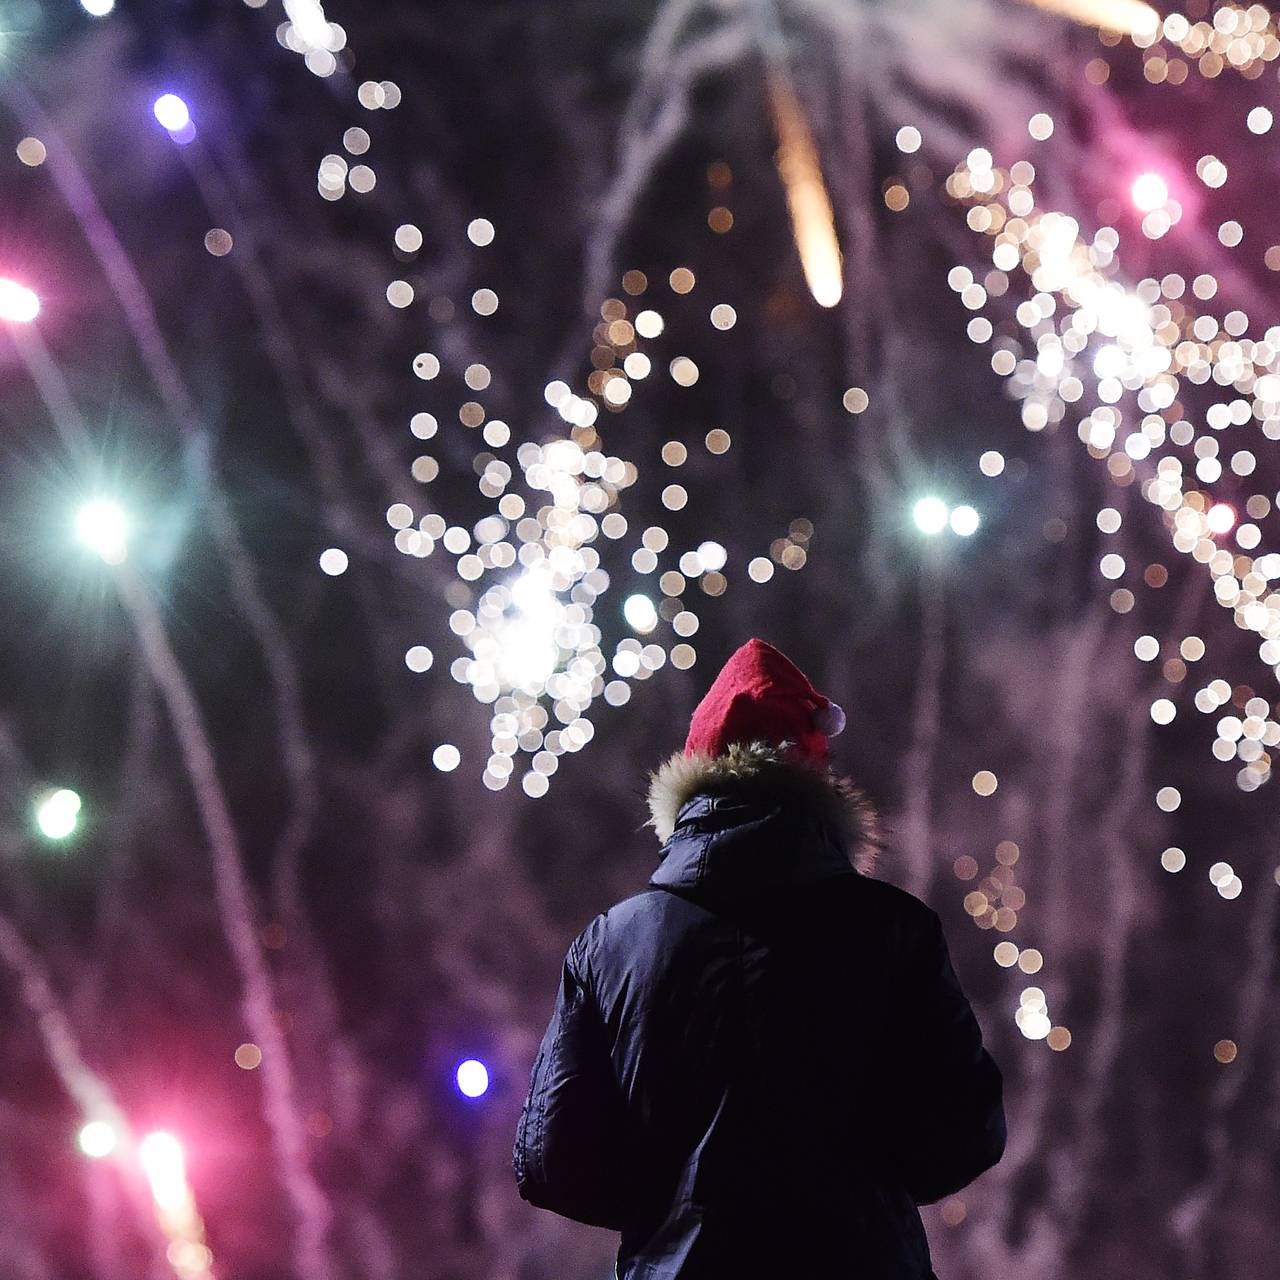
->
[514,744,1006,1279]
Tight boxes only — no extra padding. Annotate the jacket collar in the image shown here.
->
[649,787,860,900]
[645,741,879,876]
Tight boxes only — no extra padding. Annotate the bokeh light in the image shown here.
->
[1206,503,1236,535]
[153,94,191,132]
[234,1043,263,1070]
[947,138,1280,795]
[913,496,949,535]
[35,788,82,840]
[16,136,46,167]
[624,593,658,633]
[318,548,348,576]
[1130,171,1169,212]
[77,1120,117,1158]
[895,125,921,153]
[842,386,869,414]
[204,228,233,256]
[405,645,433,673]
[0,278,40,323]
[455,1058,490,1098]
[74,499,128,564]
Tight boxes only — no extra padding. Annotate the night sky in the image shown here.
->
[0,1,1277,1277]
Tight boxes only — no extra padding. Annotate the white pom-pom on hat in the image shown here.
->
[813,700,846,737]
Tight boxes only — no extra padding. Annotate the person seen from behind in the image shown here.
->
[514,637,1006,1278]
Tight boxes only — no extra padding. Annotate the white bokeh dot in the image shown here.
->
[405,646,433,673]
[319,548,349,576]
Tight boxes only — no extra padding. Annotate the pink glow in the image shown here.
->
[139,1131,189,1212]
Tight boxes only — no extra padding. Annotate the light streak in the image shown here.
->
[766,72,843,308]
[1017,0,1159,37]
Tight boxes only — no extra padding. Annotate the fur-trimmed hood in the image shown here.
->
[646,741,879,874]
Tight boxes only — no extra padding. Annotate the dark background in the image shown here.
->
[0,1,1276,1277]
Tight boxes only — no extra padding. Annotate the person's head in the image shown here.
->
[646,638,877,871]
[681,637,845,764]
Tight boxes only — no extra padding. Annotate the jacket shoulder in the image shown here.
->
[856,876,945,949]
[591,887,691,941]
[568,890,693,1001]
[569,888,676,955]
[589,877,937,935]
[573,879,939,971]
[853,874,938,923]
[809,875,942,958]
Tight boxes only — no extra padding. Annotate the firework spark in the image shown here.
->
[766,71,844,309]
[1018,0,1159,37]
[948,146,1280,795]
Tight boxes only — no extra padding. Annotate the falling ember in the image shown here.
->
[1015,0,1159,37]
[141,1131,189,1213]
[766,72,842,309]
[138,1132,216,1279]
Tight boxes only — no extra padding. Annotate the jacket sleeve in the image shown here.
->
[513,929,638,1230]
[888,906,1007,1205]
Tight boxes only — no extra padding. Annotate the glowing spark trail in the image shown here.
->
[1017,0,1159,37]
[3,305,338,1279]
[766,71,844,308]
[140,1133,215,1279]
[0,912,181,1275]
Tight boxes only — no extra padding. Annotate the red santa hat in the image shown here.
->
[683,637,846,763]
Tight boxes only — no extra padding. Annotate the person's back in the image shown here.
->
[514,640,1006,1279]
